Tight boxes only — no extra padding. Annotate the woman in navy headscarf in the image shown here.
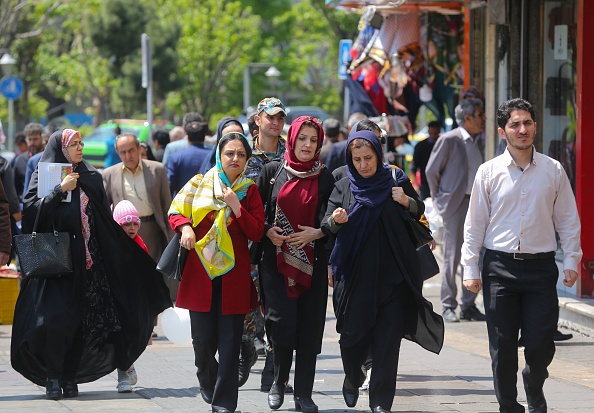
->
[322,130,444,413]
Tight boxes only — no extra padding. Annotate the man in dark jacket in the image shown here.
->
[0,179,11,266]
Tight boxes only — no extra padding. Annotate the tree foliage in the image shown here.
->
[0,0,359,128]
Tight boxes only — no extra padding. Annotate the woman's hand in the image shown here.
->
[222,187,241,217]
[180,224,196,250]
[266,226,288,246]
[286,225,323,250]
[391,187,409,208]
[332,208,348,224]
[327,266,334,288]
[428,240,437,250]
[60,173,79,192]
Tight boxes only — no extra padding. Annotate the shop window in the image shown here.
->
[542,0,577,192]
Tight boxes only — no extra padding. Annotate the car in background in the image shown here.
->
[282,106,332,134]
[82,119,174,168]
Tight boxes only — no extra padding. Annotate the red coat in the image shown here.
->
[169,184,264,315]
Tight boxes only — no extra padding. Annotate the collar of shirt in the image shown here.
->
[501,146,537,169]
[122,160,143,175]
[251,135,286,158]
[460,127,475,142]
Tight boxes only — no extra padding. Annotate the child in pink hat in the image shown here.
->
[112,200,148,392]
[113,200,148,254]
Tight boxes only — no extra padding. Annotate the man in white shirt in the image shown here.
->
[461,98,581,413]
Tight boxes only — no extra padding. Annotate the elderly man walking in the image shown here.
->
[425,98,487,323]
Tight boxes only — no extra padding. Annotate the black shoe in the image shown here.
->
[260,352,274,392]
[526,389,547,413]
[553,329,573,341]
[212,409,232,413]
[285,383,294,394]
[294,396,318,412]
[342,377,359,408]
[442,308,460,323]
[62,380,78,398]
[45,378,62,400]
[372,407,391,413]
[460,305,486,321]
[200,387,214,404]
[268,382,286,410]
[238,340,257,388]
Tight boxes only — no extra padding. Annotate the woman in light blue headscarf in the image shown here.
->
[169,132,264,412]
[199,117,245,174]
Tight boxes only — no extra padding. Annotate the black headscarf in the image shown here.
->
[200,117,244,174]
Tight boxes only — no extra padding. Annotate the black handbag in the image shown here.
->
[416,244,439,281]
[402,211,434,249]
[391,169,433,249]
[156,233,188,281]
[249,161,284,265]
[13,198,73,279]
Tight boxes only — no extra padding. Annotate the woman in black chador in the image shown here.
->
[322,130,444,413]
[11,129,171,400]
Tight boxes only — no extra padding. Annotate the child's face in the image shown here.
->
[121,222,140,238]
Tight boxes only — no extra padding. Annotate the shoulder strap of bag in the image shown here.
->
[264,160,285,224]
[32,197,45,235]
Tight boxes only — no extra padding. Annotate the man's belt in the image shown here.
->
[494,250,556,260]
[140,214,155,223]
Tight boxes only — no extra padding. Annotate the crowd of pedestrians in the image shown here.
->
[0,95,581,413]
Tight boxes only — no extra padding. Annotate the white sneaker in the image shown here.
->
[127,366,138,386]
[117,379,133,393]
[359,367,371,391]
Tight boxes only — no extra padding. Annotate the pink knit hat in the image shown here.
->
[113,200,141,227]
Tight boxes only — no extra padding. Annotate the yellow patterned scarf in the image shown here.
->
[168,167,253,279]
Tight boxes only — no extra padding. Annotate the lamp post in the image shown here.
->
[0,53,18,152]
[243,63,281,113]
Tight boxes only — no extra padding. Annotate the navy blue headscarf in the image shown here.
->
[199,117,244,174]
[330,130,395,281]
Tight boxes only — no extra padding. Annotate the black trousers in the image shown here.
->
[482,250,558,413]
[273,345,317,398]
[189,278,245,412]
[340,283,411,411]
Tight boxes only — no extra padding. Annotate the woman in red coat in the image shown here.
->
[168,132,264,413]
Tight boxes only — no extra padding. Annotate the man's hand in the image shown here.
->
[463,279,482,294]
[563,269,578,288]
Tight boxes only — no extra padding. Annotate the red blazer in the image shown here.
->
[169,184,264,315]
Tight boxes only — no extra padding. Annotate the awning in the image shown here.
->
[325,1,465,15]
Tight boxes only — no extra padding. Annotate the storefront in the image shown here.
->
[327,0,594,298]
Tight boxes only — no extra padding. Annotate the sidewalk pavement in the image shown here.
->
[1,258,593,412]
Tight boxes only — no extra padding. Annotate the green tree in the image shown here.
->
[164,0,261,121]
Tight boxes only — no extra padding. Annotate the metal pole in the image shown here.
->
[343,87,350,125]
[147,81,153,140]
[8,98,14,152]
[243,67,250,113]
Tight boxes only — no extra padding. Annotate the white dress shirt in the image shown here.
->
[461,147,582,280]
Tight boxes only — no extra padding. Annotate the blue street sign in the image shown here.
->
[0,76,24,100]
[338,39,352,80]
